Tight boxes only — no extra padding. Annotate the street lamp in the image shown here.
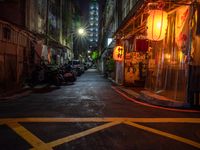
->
[73,27,88,59]
[77,27,86,36]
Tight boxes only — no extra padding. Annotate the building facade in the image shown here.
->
[0,0,79,93]
[99,0,200,106]
[0,0,35,92]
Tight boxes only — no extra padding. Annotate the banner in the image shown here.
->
[175,6,190,54]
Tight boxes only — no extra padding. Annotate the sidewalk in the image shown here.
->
[116,85,189,108]
[110,78,193,109]
[0,81,74,101]
[0,84,50,100]
[0,86,32,100]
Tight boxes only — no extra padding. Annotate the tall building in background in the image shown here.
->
[89,0,99,51]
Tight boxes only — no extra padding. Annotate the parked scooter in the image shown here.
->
[62,64,77,82]
[27,63,77,87]
[44,65,64,86]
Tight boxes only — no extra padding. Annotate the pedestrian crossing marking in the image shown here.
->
[1,117,200,149]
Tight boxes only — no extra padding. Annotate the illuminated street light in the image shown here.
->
[77,27,86,36]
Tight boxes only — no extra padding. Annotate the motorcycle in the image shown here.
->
[62,64,77,82]
[44,65,64,86]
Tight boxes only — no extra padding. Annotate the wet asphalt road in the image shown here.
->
[0,69,200,150]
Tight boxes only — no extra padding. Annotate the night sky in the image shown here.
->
[75,0,90,20]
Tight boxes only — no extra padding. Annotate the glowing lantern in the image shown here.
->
[147,9,168,41]
[113,46,124,61]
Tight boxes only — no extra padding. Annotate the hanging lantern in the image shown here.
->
[113,46,124,61]
[147,9,168,41]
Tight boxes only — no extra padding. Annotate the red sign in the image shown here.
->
[136,39,148,52]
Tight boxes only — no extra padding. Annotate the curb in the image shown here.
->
[112,86,200,113]
[140,90,188,108]
[108,78,194,109]
[116,85,189,108]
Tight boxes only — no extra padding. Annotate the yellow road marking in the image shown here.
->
[1,118,200,125]
[7,122,52,150]
[2,118,200,149]
[47,121,121,148]
[124,121,200,149]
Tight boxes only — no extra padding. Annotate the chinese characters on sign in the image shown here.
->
[113,46,124,61]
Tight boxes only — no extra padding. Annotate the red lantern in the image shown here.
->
[113,46,124,61]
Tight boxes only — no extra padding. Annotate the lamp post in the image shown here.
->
[73,27,88,60]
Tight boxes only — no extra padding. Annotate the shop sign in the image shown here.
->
[125,53,131,59]
[175,6,190,54]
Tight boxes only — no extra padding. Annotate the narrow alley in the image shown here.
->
[0,69,199,150]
